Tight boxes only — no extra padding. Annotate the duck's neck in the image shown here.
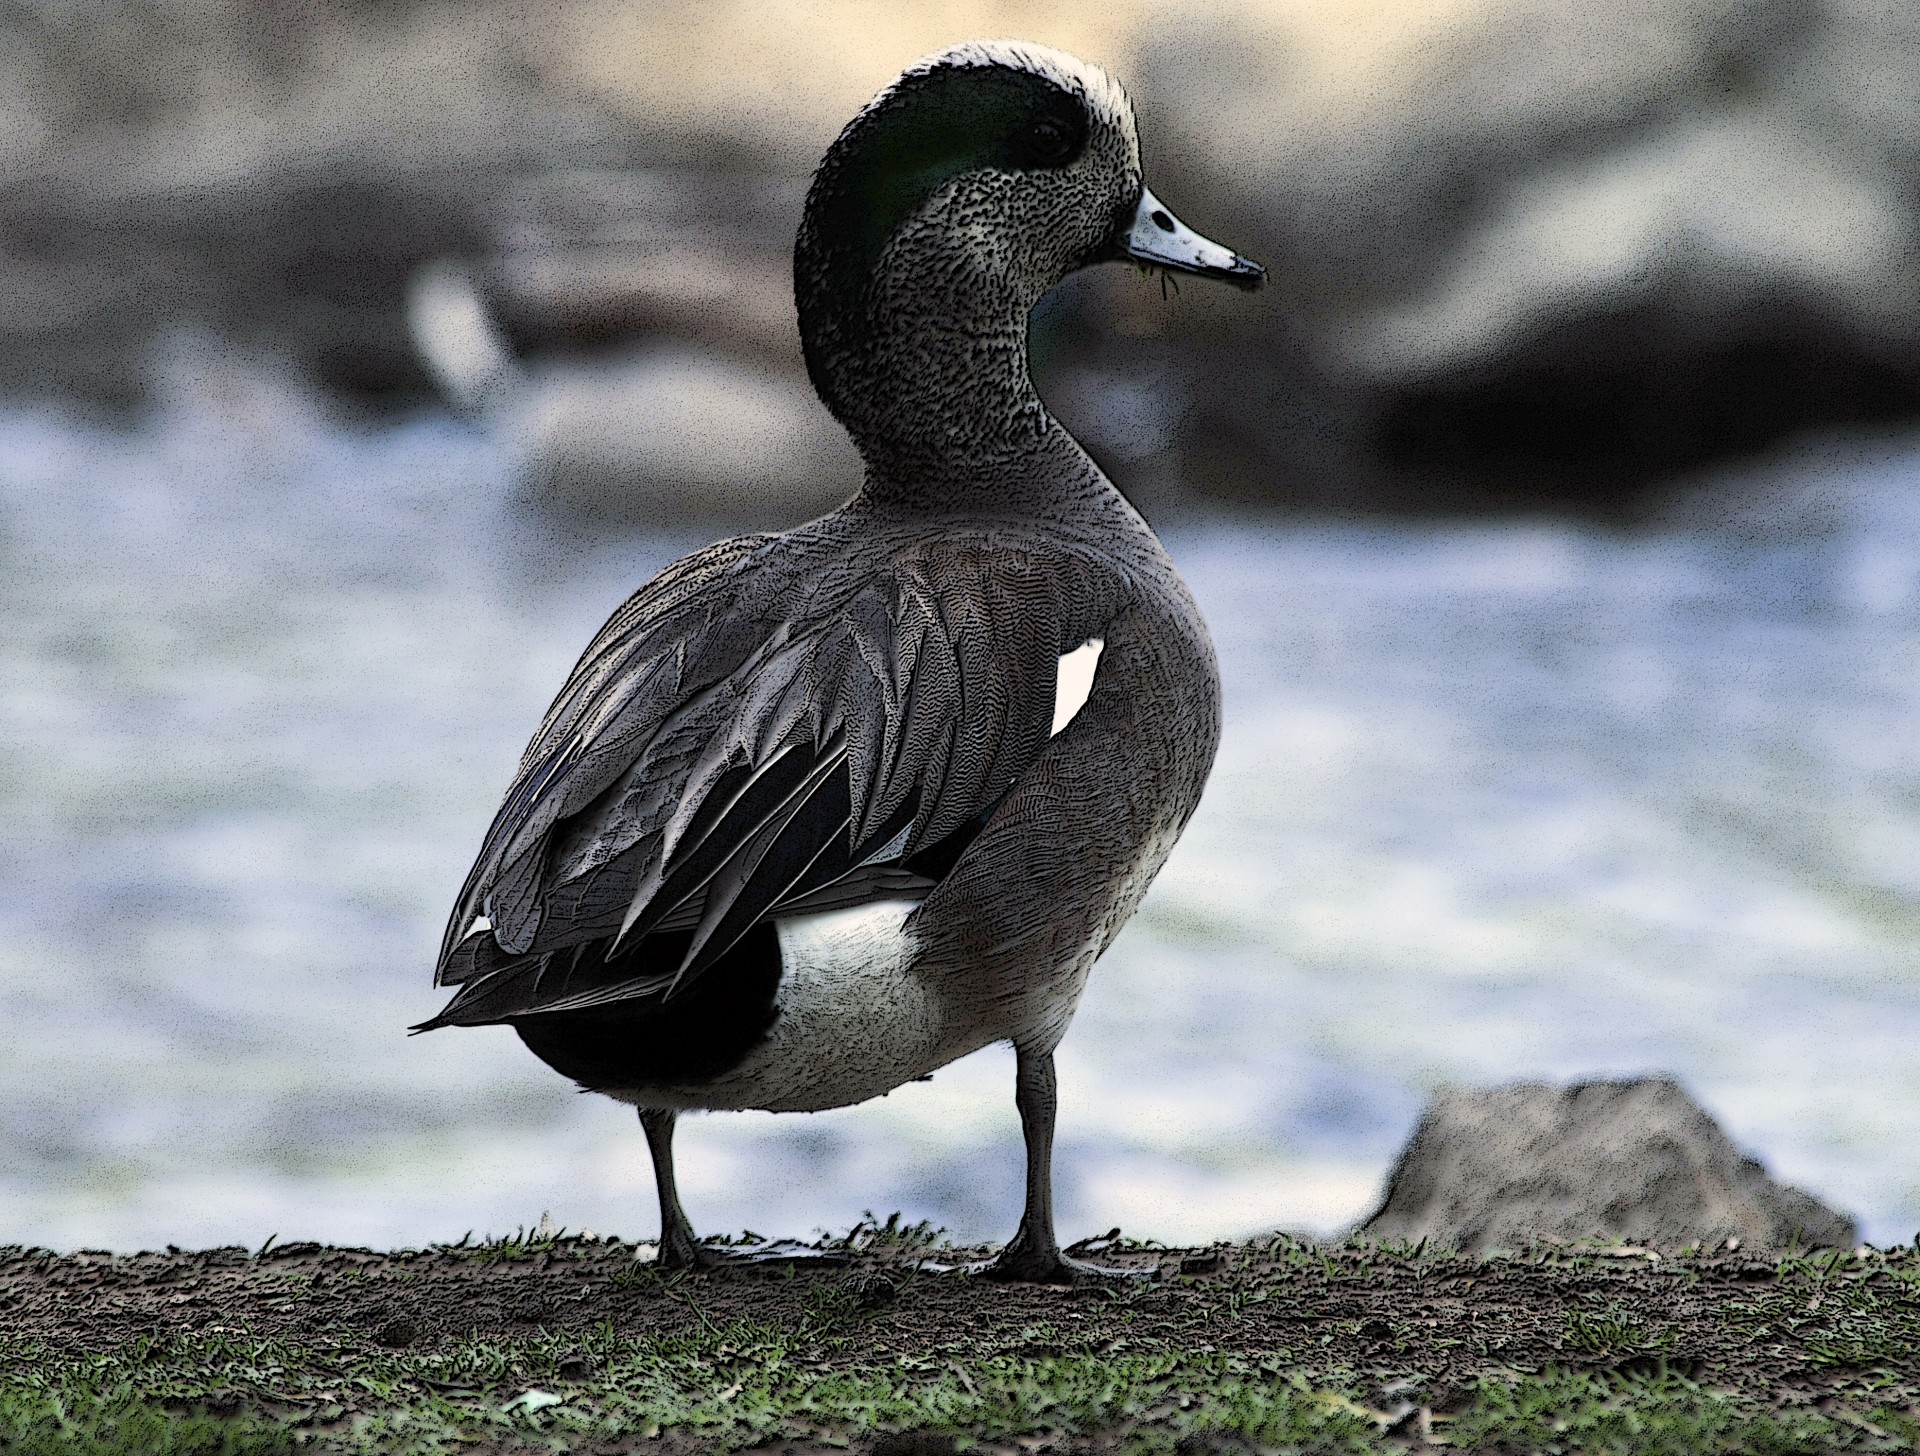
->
[798,242,1110,513]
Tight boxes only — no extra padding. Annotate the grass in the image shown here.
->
[1455,1368,1920,1455]
[826,1211,950,1256]
[0,1387,298,1456]
[1560,1303,1676,1360]
[437,1225,577,1267]
[6,1332,1919,1454]
[3,1234,1917,1453]
[0,1326,1388,1454]
[1723,1253,1920,1374]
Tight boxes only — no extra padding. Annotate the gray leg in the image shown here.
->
[639,1108,703,1269]
[978,1046,1107,1283]
[638,1108,848,1271]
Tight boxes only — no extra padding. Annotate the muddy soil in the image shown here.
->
[1,1235,1915,1451]
[4,1233,1912,1371]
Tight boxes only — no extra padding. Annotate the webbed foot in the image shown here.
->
[705,1236,853,1268]
[657,1235,852,1271]
[966,1236,1157,1285]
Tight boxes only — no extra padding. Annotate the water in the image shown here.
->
[4,364,1919,1252]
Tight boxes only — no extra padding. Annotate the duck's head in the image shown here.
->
[796,41,1264,485]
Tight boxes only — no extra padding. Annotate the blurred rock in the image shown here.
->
[0,0,647,409]
[404,171,853,525]
[482,168,803,361]
[1360,1077,1858,1253]
[473,166,862,523]
[15,0,1920,515]
[1130,0,1920,510]
[512,345,858,526]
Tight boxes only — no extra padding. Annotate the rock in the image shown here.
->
[1360,1077,1857,1253]
[0,0,652,411]
[511,344,859,527]
[404,177,854,526]
[17,0,1920,513]
[1129,0,1920,509]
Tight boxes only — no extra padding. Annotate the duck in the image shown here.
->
[415,39,1264,1283]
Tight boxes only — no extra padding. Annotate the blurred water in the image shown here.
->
[3,365,1918,1252]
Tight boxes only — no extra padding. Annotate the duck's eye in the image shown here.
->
[1025,115,1077,167]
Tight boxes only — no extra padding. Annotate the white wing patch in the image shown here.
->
[1051,637,1105,737]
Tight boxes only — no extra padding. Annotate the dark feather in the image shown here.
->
[623,740,822,945]
[675,755,854,986]
[425,518,1128,1040]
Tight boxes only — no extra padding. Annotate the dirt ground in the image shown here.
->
[2,1232,1916,1452]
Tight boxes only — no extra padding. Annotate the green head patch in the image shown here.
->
[799,60,1090,319]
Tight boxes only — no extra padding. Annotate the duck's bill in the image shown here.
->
[1119,186,1266,291]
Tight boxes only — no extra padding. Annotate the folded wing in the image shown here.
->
[418,523,1123,1030]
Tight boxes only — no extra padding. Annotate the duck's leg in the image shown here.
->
[981,1045,1143,1284]
[639,1107,849,1270]
[639,1108,704,1269]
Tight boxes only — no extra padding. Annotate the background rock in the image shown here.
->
[1359,1077,1859,1252]
[1129,0,1920,511]
[513,345,860,526]
[0,0,601,408]
[11,0,1920,517]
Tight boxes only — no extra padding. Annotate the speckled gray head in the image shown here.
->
[795,40,1264,478]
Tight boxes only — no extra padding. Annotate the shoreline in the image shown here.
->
[3,1230,1915,1452]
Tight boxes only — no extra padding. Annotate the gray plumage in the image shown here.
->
[419,39,1262,1281]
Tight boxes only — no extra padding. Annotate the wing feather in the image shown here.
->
[428,519,1130,1024]
[673,747,854,985]
[619,740,817,944]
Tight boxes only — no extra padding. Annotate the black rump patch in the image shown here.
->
[511,923,783,1090]
[803,61,1090,311]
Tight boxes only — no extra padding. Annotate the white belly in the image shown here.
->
[638,899,980,1113]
